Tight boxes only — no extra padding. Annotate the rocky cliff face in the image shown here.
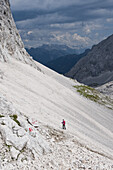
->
[0,0,40,70]
[96,81,113,99]
[66,34,113,86]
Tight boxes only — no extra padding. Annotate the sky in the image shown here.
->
[10,0,113,49]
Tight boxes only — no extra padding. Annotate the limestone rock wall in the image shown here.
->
[0,0,40,70]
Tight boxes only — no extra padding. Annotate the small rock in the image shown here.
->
[17,128,26,137]
[10,146,20,160]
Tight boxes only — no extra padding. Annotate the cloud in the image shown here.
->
[73,33,90,43]
[106,18,113,22]
[10,0,113,49]
[27,31,33,35]
[11,0,113,22]
[83,22,102,34]
[10,0,95,11]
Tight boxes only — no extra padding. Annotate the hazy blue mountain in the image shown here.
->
[26,44,79,65]
[45,49,90,74]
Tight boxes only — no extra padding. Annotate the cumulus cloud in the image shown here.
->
[73,33,90,43]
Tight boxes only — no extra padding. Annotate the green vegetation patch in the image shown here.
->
[0,115,5,118]
[10,114,21,126]
[74,85,113,109]
[74,85,100,102]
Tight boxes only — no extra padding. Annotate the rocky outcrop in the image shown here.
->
[0,0,40,70]
[0,93,113,169]
[66,34,113,86]
[96,81,113,99]
[0,94,51,161]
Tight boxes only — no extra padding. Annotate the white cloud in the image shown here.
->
[24,39,29,42]
[106,18,113,22]
[89,8,113,18]
[83,22,102,35]
[50,32,92,48]
[27,31,33,35]
[84,27,91,34]
[73,33,90,43]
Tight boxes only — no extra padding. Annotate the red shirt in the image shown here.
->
[62,120,65,125]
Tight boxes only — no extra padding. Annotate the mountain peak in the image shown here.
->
[66,34,113,86]
[0,0,40,70]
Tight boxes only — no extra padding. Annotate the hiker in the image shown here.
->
[62,119,66,129]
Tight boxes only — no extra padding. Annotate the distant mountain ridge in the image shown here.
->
[26,44,82,65]
[45,49,90,74]
[66,34,113,86]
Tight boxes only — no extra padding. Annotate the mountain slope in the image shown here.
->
[66,34,113,86]
[1,59,113,152]
[1,59,113,169]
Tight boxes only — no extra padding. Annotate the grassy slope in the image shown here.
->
[74,85,113,110]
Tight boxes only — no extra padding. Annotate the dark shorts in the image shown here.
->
[63,124,66,129]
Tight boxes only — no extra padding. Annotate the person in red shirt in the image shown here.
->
[62,119,66,129]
